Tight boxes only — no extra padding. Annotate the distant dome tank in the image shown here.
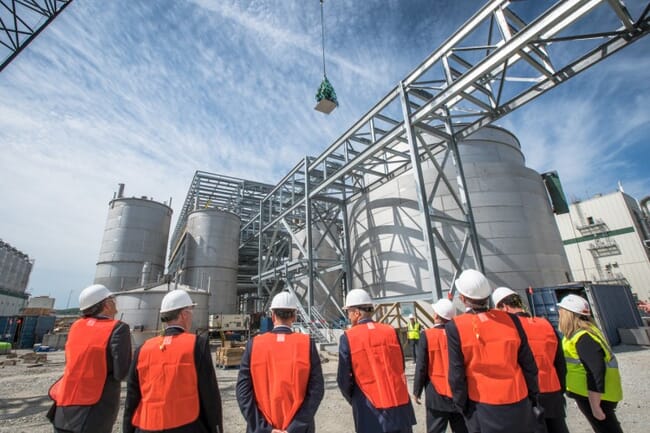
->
[348,125,571,301]
[94,185,172,292]
[182,208,240,314]
[114,284,209,347]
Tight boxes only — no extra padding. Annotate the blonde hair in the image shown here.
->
[558,308,596,338]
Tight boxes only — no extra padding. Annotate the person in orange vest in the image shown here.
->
[446,270,540,433]
[236,291,324,433]
[492,287,569,433]
[47,284,132,433]
[337,288,416,433]
[412,299,468,433]
[122,290,223,433]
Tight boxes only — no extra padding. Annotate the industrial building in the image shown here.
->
[555,190,650,301]
[0,240,33,316]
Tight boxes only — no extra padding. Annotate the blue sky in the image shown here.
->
[1,0,648,308]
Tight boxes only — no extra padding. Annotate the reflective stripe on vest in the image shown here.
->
[407,322,421,340]
[453,311,528,404]
[132,333,199,430]
[48,318,117,406]
[562,326,623,402]
[517,316,561,393]
[250,332,311,429]
[425,327,452,397]
[346,321,410,409]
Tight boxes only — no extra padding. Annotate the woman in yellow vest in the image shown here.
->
[557,294,623,433]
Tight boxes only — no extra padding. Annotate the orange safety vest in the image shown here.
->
[346,321,410,409]
[49,318,117,406]
[250,332,311,429]
[425,326,452,398]
[517,316,561,393]
[453,311,528,404]
[132,333,199,430]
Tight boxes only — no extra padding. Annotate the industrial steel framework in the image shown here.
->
[0,0,73,72]
[168,171,275,295]
[253,0,650,322]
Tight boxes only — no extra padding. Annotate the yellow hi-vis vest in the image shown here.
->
[562,325,622,402]
[407,322,421,340]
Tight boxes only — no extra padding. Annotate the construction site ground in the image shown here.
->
[1,345,648,433]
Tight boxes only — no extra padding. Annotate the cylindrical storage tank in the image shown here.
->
[115,284,209,347]
[183,209,240,315]
[94,194,172,292]
[291,221,343,322]
[348,125,571,302]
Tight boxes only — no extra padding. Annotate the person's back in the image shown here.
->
[123,290,223,433]
[412,299,468,433]
[47,284,131,433]
[337,289,416,433]
[446,270,539,433]
[237,292,324,433]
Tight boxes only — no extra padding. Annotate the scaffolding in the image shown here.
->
[251,0,650,321]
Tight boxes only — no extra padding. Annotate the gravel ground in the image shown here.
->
[1,345,648,433]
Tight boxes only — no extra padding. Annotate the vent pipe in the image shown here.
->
[117,183,125,198]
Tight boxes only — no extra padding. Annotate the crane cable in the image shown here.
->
[320,0,327,78]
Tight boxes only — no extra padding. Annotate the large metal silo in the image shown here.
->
[348,125,571,301]
[94,187,172,292]
[291,221,343,322]
[182,209,240,314]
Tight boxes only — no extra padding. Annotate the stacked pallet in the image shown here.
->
[215,342,245,368]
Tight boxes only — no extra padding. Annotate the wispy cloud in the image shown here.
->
[0,0,648,307]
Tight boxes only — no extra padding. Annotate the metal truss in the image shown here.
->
[253,0,650,321]
[0,0,73,72]
[169,171,274,295]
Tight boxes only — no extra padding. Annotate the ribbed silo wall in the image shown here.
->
[348,125,570,301]
[291,221,343,322]
[183,209,240,314]
[94,197,172,292]
[0,242,32,294]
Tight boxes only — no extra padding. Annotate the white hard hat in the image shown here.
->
[160,290,196,313]
[270,292,297,310]
[432,299,456,321]
[408,314,415,319]
[79,284,113,311]
[455,269,492,300]
[344,289,373,309]
[557,294,591,316]
[492,286,518,307]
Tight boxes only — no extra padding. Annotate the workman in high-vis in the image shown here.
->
[557,294,623,433]
[123,290,223,433]
[337,288,416,433]
[407,314,421,363]
[236,291,324,433]
[47,284,131,433]
[412,299,468,433]
[493,287,569,433]
[446,270,540,433]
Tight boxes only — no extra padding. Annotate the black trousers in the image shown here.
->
[534,416,570,433]
[574,397,624,433]
[427,407,468,433]
[409,339,418,361]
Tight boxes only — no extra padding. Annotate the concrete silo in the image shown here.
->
[348,125,571,301]
[182,208,240,314]
[94,185,172,292]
